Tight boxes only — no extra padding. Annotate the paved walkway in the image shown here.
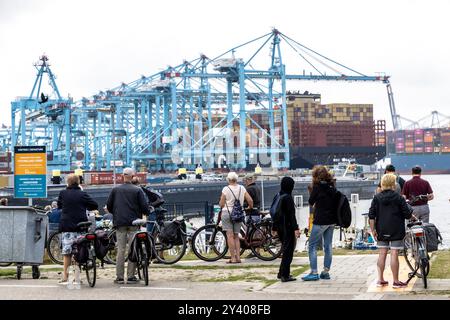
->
[263,254,449,299]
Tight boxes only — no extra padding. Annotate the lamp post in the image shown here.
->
[98,105,116,186]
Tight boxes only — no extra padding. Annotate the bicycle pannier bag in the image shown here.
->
[72,237,89,264]
[227,186,245,223]
[94,229,109,260]
[172,220,186,245]
[335,191,352,228]
[159,221,181,243]
[422,223,443,252]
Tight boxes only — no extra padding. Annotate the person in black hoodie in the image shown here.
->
[273,177,300,282]
[57,174,98,284]
[302,165,337,281]
[369,173,412,289]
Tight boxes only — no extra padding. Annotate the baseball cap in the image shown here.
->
[244,173,256,180]
[123,167,135,176]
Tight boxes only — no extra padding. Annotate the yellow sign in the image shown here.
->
[14,153,47,175]
[195,167,203,174]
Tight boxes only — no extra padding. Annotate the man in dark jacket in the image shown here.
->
[106,167,150,284]
[369,173,412,288]
[273,177,300,282]
[57,174,98,284]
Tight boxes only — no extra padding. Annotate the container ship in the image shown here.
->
[285,92,386,168]
[386,128,450,174]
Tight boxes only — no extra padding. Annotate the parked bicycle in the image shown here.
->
[128,219,153,286]
[191,209,282,262]
[403,195,431,289]
[69,221,98,288]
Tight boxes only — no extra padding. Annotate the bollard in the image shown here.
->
[293,195,303,252]
[350,194,359,232]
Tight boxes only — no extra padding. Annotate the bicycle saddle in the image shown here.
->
[132,219,147,226]
[77,221,92,228]
[407,221,423,228]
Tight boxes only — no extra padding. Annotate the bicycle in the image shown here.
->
[69,221,97,288]
[146,208,187,265]
[129,219,153,286]
[403,218,430,289]
[191,209,282,262]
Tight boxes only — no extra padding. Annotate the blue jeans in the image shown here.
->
[308,224,335,273]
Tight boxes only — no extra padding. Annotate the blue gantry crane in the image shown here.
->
[9,29,398,172]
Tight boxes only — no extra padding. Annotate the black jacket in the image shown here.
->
[308,181,338,225]
[369,190,412,241]
[245,182,261,211]
[106,182,150,227]
[273,177,299,233]
[57,186,98,232]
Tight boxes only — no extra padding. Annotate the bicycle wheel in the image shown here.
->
[420,258,428,289]
[139,241,149,286]
[104,230,118,265]
[85,244,96,287]
[47,232,64,265]
[0,263,12,267]
[249,226,282,261]
[153,230,187,264]
[192,225,228,262]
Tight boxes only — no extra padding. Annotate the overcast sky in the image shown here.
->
[0,0,449,130]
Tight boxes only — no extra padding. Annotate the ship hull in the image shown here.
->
[385,153,450,174]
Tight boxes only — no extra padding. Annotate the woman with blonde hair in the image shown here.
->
[219,172,253,263]
[369,173,412,288]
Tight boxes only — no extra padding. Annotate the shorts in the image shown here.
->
[221,211,242,234]
[377,239,404,250]
[61,232,81,255]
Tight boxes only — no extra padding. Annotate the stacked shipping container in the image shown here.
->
[387,127,450,154]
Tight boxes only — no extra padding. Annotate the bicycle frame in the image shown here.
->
[405,222,429,285]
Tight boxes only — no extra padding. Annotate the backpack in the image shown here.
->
[422,223,443,252]
[269,192,286,227]
[72,237,89,264]
[226,186,245,223]
[141,186,165,208]
[335,190,352,228]
[159,221,182,243]
[94,229,109,260]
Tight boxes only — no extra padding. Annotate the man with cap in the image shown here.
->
[243,173,262,221]
[106,167,151,284]
[402,166,434,223]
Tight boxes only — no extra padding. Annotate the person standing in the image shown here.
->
[302,166,337,281]
[376,164,405,194]
[402,166,434,223]
[219,172,253,264]
[57,174,98,284]
[243,173,261,222]
[272,177,300,282]
[106,167,151,284]
[369,174,412,288]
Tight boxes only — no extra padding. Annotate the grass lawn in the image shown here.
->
[428,250,450,279]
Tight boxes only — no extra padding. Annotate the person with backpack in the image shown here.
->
[106,167,151,284]
[369,173,412,288]
[271,176,300,282]
[219,172,253,264]
[302,166,337,281]
[57,174,98,284]
[376,164,405,194]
